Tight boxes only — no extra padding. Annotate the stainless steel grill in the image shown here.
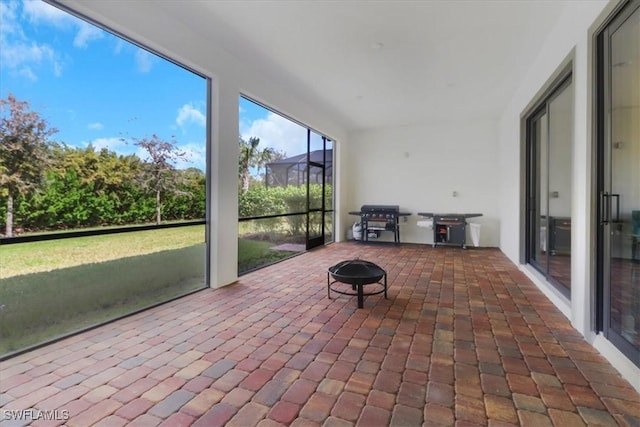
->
[350,205,410,244]
[417,212,482,248]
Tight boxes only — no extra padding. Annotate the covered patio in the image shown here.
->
[1,243,638,426]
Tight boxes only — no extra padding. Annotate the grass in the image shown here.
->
[237,220,304,273]
[0,225,206,278]
[0,225,207,355]
[0,223,302,355]
[238,238,300,274]
[0,245,205,355]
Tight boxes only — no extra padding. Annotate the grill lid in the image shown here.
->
[360,205,399,213]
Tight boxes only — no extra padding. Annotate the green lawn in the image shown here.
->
[0,245,205,354]
[0,225,206,278]
[238,238,300,274]
[0,224,302,355]
[0,226,207,355]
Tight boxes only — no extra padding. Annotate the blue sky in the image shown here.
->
[1,0,327,174]
[240,97,324,159]
[0,0,208,170]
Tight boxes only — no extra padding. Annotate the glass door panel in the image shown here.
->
[531,111,549,274]
[526,76,573,298]
[308,211,324,244]
[324,212,334,244]
[308,164,324,211]
[307,163,325,249]
[307,130,333,249]
[547,80,573,292]
[606,3,640,354]
[325,139,334,212]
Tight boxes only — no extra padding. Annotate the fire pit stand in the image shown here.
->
[328,259,387,308]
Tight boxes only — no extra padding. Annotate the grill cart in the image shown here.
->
[349,205,411,244]
[417,212,482,249]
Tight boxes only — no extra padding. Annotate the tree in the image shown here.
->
[130,134,189,225]
[238,136,277,192]
[0,93,57,237]
[50,144,142,197]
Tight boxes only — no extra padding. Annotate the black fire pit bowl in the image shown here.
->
[327,259,387,308]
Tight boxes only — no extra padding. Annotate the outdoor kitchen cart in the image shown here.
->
[349,205,411,244]
[418,212,482,249]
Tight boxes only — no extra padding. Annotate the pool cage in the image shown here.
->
[265,149,333,188]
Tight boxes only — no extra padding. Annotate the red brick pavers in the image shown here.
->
[1,243,639,426]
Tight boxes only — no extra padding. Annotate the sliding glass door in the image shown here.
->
[526,75,574,298]
[596,0,640,366]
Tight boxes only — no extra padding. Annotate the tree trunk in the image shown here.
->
[242,171,250,192]
[156,189,161,225]
[5,193,13,237]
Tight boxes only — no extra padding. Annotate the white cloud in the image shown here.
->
[85,137,128,152]
[2,1,156,81]
[88,122,104,130]
[176,103,206,129]
[0,1,63,79]
[174,142,206,171]
[73,22,104,48]
[22,0,69,26]
[1,0,103,82]
[135,48,154,73]
[23,0,103,49]
[113,39,125,55]
[240,112,307,158]
[0,1,21,37]
[0,39,57,76]
[82,136,205,171]
[51,58,63,77]
[17,66,37,81]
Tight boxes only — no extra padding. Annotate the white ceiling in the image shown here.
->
[54,0,571,131]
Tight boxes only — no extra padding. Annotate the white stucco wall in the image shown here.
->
[497,0,607,267]
[208,63,348,289]
[344,119,500,247]
[214,68,348,288]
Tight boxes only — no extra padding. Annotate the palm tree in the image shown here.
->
[238,136,275,191]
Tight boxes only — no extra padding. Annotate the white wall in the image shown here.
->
[498,0,640,389]
[183,40,348,289]
[344,119,500,247]
[212,61,348,288]
[498,0,607,263]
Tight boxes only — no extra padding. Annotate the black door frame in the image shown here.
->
[524,73,573,299]
[306,131,328,250]
[595,0,640,366]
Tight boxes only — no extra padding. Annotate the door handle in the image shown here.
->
[601,192,610,225]
[611,194,620,223]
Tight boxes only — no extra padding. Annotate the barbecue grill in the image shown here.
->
[349,205,411,244]
[417,212,482,248]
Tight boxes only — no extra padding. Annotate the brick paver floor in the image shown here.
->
[1,242,639,426]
